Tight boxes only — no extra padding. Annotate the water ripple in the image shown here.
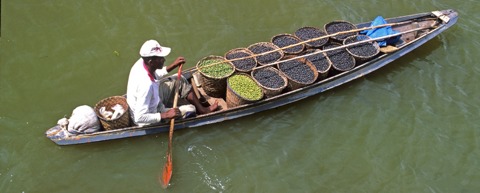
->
[187,144,231,192]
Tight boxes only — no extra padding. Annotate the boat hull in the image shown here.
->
[46,9,458,145]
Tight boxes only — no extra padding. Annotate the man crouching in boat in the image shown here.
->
[126,40,218,126]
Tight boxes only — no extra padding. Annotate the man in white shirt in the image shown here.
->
[126,40,218,126]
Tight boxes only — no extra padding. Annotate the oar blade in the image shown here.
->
[160,154,173,188]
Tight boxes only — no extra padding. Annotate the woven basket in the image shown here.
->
[324,20,358,43]
[343,35,380,64]
[251,66,288,98]
[323,42,356,75]
[271,33,305,55]
[247,42,284,66]
[196,55,235,98]
[303,49,332,81]
[94,96,130,130]
[294,26,329,48]
[224,48,257,73]
[226,73,264,108]
[277,58,319,91]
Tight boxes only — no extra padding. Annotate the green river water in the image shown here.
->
[1,0,480,192]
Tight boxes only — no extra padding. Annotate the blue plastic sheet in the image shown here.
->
[360,16,400,47]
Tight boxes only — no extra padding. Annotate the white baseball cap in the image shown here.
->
[139,40,171,57]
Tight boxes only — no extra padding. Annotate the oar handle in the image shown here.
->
[172,64,183,108]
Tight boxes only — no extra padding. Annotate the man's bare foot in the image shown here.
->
[208,100,219,112]
[198,100,219,114]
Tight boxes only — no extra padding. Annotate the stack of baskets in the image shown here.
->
[195,19,382,103]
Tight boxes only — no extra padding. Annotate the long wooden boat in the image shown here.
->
[46,9,458,146]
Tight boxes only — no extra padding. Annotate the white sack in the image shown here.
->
[67,105,101,134]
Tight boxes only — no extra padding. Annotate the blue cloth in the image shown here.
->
[360,16,400,47]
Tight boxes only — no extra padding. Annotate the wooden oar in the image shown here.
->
[160,63,183,189]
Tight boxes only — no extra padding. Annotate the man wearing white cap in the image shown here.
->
[126,40,218,126]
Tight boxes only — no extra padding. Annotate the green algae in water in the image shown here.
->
[198,59,234,78]
[228,74,263,101]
